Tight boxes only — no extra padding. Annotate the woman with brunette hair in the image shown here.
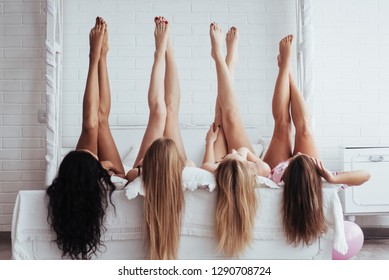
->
[125,17,189,260]
[201,23,271,257]
[264,35,370,246]
[46,17,125,259]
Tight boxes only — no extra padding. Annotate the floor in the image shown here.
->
[351,239,389,260]
[1,235,389,260]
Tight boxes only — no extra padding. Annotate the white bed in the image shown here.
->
[12,126,347,259]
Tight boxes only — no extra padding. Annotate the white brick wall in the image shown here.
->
[313,0,389,226]
[61,0,297,150]
[0,0,46,231]
[1,0,389,231]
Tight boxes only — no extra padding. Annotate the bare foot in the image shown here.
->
[89,17,105,59]
[154,16,169,56]
[89,16,105,62]
[100,17,109,56]
[278,34,293,70]
[158,17,173,55]
[226,26,239,66]
[210,22,223,61]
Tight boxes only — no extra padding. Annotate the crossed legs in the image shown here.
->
[134,17,186,168]
[263,35,319,169]
[210,23,254,154]
[76,17,125,176]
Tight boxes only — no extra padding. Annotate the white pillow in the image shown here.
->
[124,166,216,200]
[258,136,271,159]
[255,175,280,189]
[110,175,128,190]
[252,143,264,158]
[124,176,144,200]
[182,166,216,191]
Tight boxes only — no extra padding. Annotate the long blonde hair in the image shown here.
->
[214,159,257,257]
[282,154,327,246]
[142,138,185,260]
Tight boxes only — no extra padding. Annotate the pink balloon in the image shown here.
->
[332,221,364,260]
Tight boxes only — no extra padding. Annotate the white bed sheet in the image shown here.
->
[11,186,344,260]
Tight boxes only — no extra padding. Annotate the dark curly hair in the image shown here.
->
[46,150,116,259]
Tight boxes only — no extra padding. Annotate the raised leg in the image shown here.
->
[95,17,125,176]
[289,71,320,159]
[162,18,187,160]
[263,35,294,169]
[76,18,104,157]
[225,26,239,82]
[210,26,241,162]
[133,17,168,167]
[210,23,253,153]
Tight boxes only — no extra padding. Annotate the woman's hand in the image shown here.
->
[136,158,143,167]
[205,123,220,145]
[310,157,334,183]
[100,160,113,171]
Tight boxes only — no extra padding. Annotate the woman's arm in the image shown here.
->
[101,160,126,178]
[243,148,271,177]
[328,170,371,186]
[201,162,218,173]
[201,124,220,165]
[126,167,141,183]
[313,158,371,186]
[202,142,216,165]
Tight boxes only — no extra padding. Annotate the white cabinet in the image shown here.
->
[341,147,389,216]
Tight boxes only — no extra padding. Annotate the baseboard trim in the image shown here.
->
[0,231,11,241]
[362,227,389,239]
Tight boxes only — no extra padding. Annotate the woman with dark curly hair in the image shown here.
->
[46,17,125,260]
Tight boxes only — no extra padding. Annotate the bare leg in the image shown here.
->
[210,23,253,153]
[210,26,240,162]
[290,72,320,159]
[76,18,104,156]
[162,18,187,160]
[133,17,168,167]
[263,35,294,169]
[95,18,125,176]
[225,26,239,82]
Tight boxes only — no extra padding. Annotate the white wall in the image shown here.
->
[1,0,388,231]
[313,0,389,226]
[0,0,46,231]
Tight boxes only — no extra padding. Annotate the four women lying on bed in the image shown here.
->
[46,16,370,260]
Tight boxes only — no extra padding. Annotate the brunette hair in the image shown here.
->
[282,154,327,245]
[46,150,115,259]
[214,159,257,257]
[142,138,185,259]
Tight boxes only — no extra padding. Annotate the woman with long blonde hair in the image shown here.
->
[264,35,370,246]
[126,17,188,260]
[201,23,270,257]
